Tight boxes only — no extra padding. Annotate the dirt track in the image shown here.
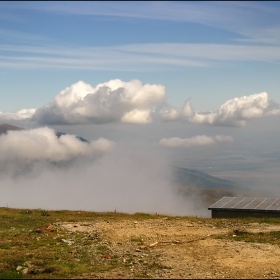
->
[55,218,280,279]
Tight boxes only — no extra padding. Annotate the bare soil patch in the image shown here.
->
[55,219,280,279]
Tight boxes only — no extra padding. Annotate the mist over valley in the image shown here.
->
[1,117,279,218]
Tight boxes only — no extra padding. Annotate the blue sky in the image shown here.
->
[1,1,280,112]
[0,2,280,213]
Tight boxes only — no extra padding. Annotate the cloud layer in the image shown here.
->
[0,79,279,127]
[32,79,165,125]
[0,108,36,121]
[161,92,280,126]
[0,127,114,177]
[159,135,234,148]
[0,137,208,216]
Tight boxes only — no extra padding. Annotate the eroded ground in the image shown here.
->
[54,219,280,279]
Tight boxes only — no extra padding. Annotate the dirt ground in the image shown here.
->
[54,218,280,279]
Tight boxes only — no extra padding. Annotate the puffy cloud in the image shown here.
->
[161,92,280,126]
[159,135,234,148]
[121,109,152,124]
[0,108,36,121]
[1,80,279,127]
[0,127,114,164]
[32,79,165,125]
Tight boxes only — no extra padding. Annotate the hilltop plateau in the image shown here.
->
[0,208,280,279]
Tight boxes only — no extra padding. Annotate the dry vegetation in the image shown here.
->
[1,207,280,279]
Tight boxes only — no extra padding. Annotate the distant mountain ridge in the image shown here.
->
[55,132,89,143]
[172,167,254,206]
[0,123,23,134]
[0,123,89,143]
[172,167,246,192]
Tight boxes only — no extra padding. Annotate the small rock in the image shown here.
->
[24,261,33,268]
[16,266,23,271]
[22,268,29,275]
[61,239,74,245]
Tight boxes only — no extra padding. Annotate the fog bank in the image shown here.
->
[0,142,208,217]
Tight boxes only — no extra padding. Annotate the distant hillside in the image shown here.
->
[172,167,253,205]
[0,123,23,134]
[56,132,89,143]
[0,123,89,143]
[172,167,245,191]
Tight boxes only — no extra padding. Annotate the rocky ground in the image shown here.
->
[53,218,280,279]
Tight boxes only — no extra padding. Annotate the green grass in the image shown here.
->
[0,271,23,279]
[215,229,280,245]
[0,207,173,279]
[133,212,152,218]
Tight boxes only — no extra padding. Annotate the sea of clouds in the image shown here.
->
[0,78,279,216]
[0,127,208,216]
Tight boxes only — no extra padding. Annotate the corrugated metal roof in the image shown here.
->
[208,197,280,212]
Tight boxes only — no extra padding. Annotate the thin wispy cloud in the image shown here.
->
[1,2,280,72]
[0,29,50,44]
[4,2,280,44]
[1,42,280,71]
[118,43,280,62]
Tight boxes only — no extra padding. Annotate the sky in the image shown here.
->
[0,1,280,216]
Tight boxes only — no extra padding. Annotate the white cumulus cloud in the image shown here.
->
[159,135,234,148]
[161,92,280,126]
[0,127,115,177]
[0,108,36,121]
[1,80,279,127]
[32,79,165,125]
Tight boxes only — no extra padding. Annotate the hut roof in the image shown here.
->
[208,197,280,212]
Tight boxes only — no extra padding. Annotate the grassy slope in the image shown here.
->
[0,208,169,279]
